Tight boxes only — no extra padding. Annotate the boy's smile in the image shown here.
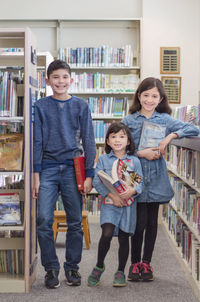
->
[46,68,74,100]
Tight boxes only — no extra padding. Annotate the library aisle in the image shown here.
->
[0,222,199,302]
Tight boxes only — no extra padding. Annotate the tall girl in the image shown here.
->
[87,122,143,287]
[122,77,199,281]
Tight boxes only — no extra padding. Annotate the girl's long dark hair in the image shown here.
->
[105,122,135,155]
[129,77,172,115]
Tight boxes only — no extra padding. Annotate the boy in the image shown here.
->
[32,60,96,289]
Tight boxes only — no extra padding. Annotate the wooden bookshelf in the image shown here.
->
[0,28,38,293]
[37,51,53,97]
[163,136,200,292]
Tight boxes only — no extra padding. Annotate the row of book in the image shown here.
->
[166,144,200,188]
[168,173,200,234]
[163,204,200,282]
[0,249,24,275]
[0,122,24,135]
[87,96,128,117]
[92,121,111,143]
[37,70,46,89]
[58,45,133,67]
[0,71,24,117]
[172,105,200,127]
[0,48,24,53]
[69,72,139,93]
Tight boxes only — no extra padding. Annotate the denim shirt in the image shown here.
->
[93,150,143,199]
[122,111,200,203]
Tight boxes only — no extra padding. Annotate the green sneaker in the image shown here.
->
[87,265,105,286]
[113,271,126,287]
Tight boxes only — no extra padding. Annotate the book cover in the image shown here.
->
[73,156,86,191]
[0,192,21,225]
[97,159,141,206]
[138,120,167,151]
[0,133,24,171]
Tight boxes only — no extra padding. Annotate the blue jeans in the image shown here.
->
[37,164,83,272]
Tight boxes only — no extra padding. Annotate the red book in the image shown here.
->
[73,156,86,191]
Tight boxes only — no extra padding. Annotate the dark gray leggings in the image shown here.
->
[96,223,129,272]
[131,202,160,264]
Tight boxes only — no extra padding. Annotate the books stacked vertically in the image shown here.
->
[59,45,133,67]
[0,192,21,225]
[97,159,141,206]
[138,121,166,150]
[0,133,24,171]
[0,249,24,275]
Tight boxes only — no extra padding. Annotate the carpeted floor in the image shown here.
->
[0,221,200,302]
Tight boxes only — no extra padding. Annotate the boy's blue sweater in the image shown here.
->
[33,96,96,177]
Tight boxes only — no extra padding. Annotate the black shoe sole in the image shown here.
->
[66,281,81,286]
[45,282,60,289]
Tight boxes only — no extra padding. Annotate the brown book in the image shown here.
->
[73,156,86,191]
[0,133,24,171]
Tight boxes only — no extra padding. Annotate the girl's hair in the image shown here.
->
[129,77,172,115]
[105,122,135,155]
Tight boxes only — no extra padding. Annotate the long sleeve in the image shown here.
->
[33,104,43,172]
[166,115,199,138]
[93,156,110,197]
[80,104,96,178]
[133,158,143,196]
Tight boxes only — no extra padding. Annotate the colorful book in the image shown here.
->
[0,192,21,225]
[0,133,24,171]
[138,120,166,150]
[97,159,141,206]
[73,156,86,191]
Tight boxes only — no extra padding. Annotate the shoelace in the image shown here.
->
[92,268,102,277]
[71,270,81,278]
[115,272,124,279]
[132,262,141,274]
[141,262,153,273]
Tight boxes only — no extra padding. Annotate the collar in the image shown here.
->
[107,150,133,161]
[135,110,161,119]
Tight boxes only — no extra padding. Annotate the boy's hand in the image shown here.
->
[32,173,40,199]
[137,148,161,160]
[83,177,93,194]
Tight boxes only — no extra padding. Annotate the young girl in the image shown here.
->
[122,77,199,282]
[87,122,143,287]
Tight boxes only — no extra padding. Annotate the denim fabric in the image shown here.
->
[122,111,200,203]
[37,165,83,272]
[93,151,143,235]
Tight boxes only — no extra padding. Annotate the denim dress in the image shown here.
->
[122,111,200,204]
[93,151,143,235]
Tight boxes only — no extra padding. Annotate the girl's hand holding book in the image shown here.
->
[119,186,136,201]
[107,192,124,207]
[137,148,161,160]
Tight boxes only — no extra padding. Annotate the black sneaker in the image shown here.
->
[65,270,81,286]
[45,270,60,289]
[127,262,141,281]
[140,262,154,281]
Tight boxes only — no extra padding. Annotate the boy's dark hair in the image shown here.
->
[47,59,71,78]
[105,122,135,155]
[129,77,172,115]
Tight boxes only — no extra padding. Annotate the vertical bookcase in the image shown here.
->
[57,20,141,216]
[162,136,200,292]
[0,28,37,293]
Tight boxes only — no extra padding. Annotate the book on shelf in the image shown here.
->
[0,192,21,225]
[0,133,24,171]
[73,156,86,191]
[97,159,141,206]
[138,120,166,151]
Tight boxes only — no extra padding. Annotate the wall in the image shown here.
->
[141,0,200,107]
[0,0,141,19]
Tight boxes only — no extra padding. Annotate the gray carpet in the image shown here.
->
[0,222,199,302]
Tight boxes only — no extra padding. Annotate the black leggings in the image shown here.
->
[96,223,129,272]
[131,202,160,264]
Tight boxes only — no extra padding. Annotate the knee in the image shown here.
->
[37,215,53,232]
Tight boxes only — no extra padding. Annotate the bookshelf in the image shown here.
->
[36,51,53,97]
[0,28,37,293]
[57,20,140,216]
[162,136,200,291]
